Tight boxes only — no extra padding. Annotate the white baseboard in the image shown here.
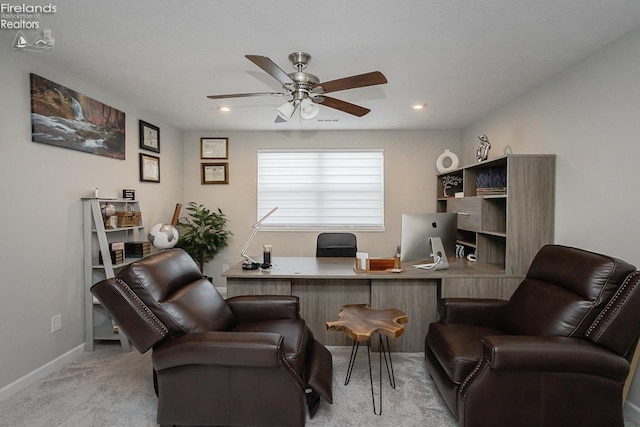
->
[625,399,640,425]
[0,344,84,402]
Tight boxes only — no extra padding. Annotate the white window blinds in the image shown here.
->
[257,149,384,230]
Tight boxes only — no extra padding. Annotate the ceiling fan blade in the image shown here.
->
[245,55,295,86]
[207,92,284,100]
[313,71,387,94]
[314,96,371,117]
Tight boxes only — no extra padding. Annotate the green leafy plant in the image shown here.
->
[175,202,232,273]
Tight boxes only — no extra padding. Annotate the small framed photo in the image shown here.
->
[140,153,160,183]
[139,120,160,153]
[201,163,229,185]
[201,137,228,159]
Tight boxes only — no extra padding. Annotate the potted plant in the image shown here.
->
[175,202,233,274]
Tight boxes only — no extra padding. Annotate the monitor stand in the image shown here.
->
[412,237,450,270]
[429,237,449,270]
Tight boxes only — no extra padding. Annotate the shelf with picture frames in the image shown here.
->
[436,154,555,276]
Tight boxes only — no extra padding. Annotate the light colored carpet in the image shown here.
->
[2,344,638,426]
[0,344,456,426]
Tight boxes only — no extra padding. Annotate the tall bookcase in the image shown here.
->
[437,154,555,276]
[83,198,145,351]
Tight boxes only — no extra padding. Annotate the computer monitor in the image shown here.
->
[400,213,457,262]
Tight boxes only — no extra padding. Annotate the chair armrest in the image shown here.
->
[226,295,300,323]
[152,331,284,371]
[439,298,507,328]
[482,335,630,381]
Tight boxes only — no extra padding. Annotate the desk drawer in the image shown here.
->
[447,197,481,231]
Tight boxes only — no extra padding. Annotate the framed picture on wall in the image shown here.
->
[139,120,160,153]
[30,73,126,159]
[201,137,228,159]
[201,163,229,184]
[140,153,160,183]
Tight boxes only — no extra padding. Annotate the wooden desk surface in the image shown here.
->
[223,256,517,280]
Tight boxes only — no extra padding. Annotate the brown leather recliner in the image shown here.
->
[91,248,332,427]
[425,244,640,427]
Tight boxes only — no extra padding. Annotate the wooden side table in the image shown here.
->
[326,303,408,415]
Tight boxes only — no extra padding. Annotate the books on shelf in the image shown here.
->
[99,248,124,265]
[476,187,506,196]
[125,241,151,258]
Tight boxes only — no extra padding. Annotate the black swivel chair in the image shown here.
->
[316,232,357,257]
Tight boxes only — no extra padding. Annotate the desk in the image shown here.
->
[223,257,522,351]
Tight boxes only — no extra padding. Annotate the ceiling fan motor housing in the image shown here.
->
[289,71,320,100]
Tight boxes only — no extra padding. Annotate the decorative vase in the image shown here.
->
[436,149,459,173]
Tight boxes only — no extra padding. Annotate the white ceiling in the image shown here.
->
[4,0,640,131]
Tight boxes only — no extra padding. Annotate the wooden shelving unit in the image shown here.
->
[437,155,555,276]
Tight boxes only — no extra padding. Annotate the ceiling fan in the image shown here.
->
[207,52,388,121]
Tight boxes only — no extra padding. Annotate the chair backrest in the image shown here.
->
[316,232,357,257]
[91,248,235,353]
[501,244,640,357]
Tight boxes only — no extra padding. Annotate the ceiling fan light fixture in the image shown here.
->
[217,106,231,112]
[300,98,320,120]
[275,101,296,121]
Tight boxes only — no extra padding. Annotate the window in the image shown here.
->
[257,149,384,230]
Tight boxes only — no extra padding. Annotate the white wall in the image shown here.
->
[461,27,640,414]
[182,130,461,285]
[0,44,184,390]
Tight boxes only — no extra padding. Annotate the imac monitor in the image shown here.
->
[400,213,457,262]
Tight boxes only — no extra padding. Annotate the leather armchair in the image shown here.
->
[425,244,640,427]
[91,248,332,427]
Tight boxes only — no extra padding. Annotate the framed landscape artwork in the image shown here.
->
[30,73,126,159]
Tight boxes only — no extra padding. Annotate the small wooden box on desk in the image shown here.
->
[355,256,402,272]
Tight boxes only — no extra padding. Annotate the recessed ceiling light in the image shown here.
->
[218,106,231,112]
[411,103,426,110]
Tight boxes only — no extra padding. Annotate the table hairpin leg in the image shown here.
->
[344,340,360,385]
[364,334,398,415]
[381,335,396,389]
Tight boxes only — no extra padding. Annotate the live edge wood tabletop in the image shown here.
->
[326,303,409,342]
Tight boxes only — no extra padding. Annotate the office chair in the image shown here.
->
[316,232,357,257]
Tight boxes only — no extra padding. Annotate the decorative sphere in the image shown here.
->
[148,223,179,250]
[101,203,116,218]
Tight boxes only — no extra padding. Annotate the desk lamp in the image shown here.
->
[241,207,278,270]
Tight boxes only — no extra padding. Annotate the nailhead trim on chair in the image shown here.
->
[112,277,169,336]
[458,347,491,423]
[278,339,306,393]
[586,271,640,339]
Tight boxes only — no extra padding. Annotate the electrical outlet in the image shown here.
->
[51,314,61,333]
